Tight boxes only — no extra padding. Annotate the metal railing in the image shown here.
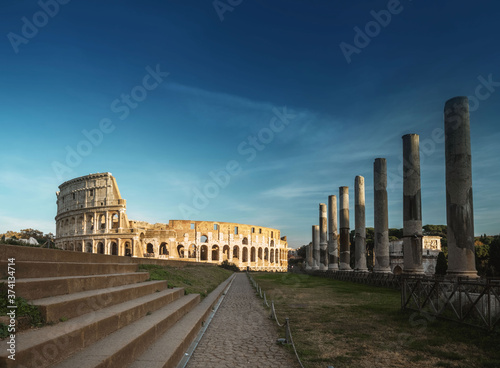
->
[308,269,402,289]
[247,272,305,368]
[401,276,500,330]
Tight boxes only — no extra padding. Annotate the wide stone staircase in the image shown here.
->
[0,245,233,368]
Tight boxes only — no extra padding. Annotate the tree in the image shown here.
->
[296,245,306,259]
[475,244,490,276]
[423,225,447,238]
[389,228,403,239]
[488,236,500,277]
[435,252,447,275]
[20,228,44,240]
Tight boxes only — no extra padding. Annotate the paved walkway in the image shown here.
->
[185,273,300,368]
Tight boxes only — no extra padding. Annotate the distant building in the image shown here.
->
[55,173,288,272]
[389,236,442,275]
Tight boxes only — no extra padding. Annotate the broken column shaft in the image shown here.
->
[373,158,391,273]
[305,242,313,270]
[402,134,424,274]
[444,96,477,278]
[355,176,368,272]
[312,225,320,270]
[319,203,328,271]
[339,186,352,270]
[328,195,339,270]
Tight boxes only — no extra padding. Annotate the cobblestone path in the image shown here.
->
[185,273,300,368]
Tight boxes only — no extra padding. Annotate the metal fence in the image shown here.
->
[307,270,402,290]
[401,276,500,330]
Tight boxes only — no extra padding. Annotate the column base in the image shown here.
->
[328,265,339,270]
[403,268,425,275]
[446,270,479,279]
[339,264,353,271]
[373,267,392,273]
[354,268,369,272]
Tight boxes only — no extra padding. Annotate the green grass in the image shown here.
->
[138,264,233,298]
[251,272,500,368]
[0,285,43,338]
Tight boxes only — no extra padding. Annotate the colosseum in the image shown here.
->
[55,172,288,271]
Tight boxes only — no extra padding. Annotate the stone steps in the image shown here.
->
[51,294,200,368]
[14,272,150,300]
[1,288,185,368]
[0,244,234,368]
[0,261,138,278]
[0,245,135,268]
[33,280,169,323]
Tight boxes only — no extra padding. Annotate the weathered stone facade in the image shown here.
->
[55,173,288,271]
[389,236,442,275]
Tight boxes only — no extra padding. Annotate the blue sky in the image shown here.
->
[0,0,499,248]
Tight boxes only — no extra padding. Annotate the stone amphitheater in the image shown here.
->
[54,172,288,272]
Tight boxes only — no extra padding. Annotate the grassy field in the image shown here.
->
[138,264,233,298]
[251,272,500,368]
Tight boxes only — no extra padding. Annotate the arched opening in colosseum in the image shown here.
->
[64,219,69,234]
[188,244,196,258]
[222,245,230,261]
[270,250,275,263]
[232,246,239,262]
[76,242,82,252]
[258,247,263,264]
[270,240,275,247]
[111,242,118,256]
[212,245,219,261]
[147,243,154,255]
[275,249,279,265]
[86,215,93,232]
[250,247,256,263]
[160,243,168,256]
[242,237,248,245]
[86,242,93,253]
[99,214,106,229]
[264,248,269,262]
[70,217,75,232]
[200,235,208,243]
[97,242,104,254]
[177,245,185,258]
[125,242,132,256]
[242,247,248,262]
[200,245,208,261]
[111,213,119,229]
[78,216,84,233]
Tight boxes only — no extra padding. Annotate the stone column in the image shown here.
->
[355,176,368,272]
[373,158,391,273]
[328,195,339,270]
[402,134,424,274]
[444,97,477,278]
[339,186,352,270]
[312,225,320,270]
[319,203,328,271]
[305,242,313,270]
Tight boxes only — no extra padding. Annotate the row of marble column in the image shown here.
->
[306,96,477,277]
